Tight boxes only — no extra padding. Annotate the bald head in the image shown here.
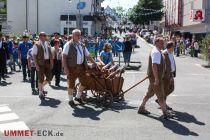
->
[72,29,81,42]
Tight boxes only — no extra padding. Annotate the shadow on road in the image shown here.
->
[140,113,199,136]
[172,111,205,125]
[60,77,67,82]
[39,97,61,108]
[72,106,106,120]
[72,97,137,120]
[0,81,12,86]
[125,65,141,71]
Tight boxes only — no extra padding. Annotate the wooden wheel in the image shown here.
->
[98,91,113,107]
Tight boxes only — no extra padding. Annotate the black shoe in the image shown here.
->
[2,77,6,81]
[32,88,36,92]
[166,105,173,110]
[39,94,45,100]
[55,83,60,87]
[69,100,77,107]
[74,98,85,105]
[43,91,48,95]
[163,111,176,119]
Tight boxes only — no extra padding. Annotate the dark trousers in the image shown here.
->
[0,60,6,81]
[31,67,38,89]
[194,50,199,57]
[52,59,62,85]
[21,59,30,80]
[176,47,180,57]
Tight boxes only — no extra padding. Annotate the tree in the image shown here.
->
[112,6,126,19]
[129,0,164,25]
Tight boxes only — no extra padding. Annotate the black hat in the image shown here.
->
[54,32,60,36]
[22,35,29,38]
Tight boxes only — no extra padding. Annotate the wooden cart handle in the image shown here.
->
[122,76,149,95]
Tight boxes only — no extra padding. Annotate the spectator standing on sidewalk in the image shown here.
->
[18,35,32,81]
[123,37,132,67]
[194,40,199,57]
[176,40,180,57]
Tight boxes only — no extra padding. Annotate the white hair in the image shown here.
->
[72,29,81,35]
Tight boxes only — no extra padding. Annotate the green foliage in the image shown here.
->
[112,6,126,18]
[0,8,6,14]
[129,0,164,25]
[200,35,210,60]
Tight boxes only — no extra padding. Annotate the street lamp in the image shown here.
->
[79,0,81,31]
[67,0,72,35]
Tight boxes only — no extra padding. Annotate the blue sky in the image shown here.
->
[101,0,139,10]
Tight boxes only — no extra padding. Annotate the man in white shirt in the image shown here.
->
[155,41,176,110]
[33,32,53,99]
[62,29,98,107]
[138,37,175,119]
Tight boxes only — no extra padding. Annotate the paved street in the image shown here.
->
[0,37,210,140]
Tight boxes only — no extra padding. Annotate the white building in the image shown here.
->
[7,0,105,35]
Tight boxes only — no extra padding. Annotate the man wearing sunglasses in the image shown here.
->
[33,32,53,99]
[62,29,99,107]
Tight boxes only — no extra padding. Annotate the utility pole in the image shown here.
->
[26,0,28,31]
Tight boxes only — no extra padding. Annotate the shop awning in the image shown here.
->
[60,15,76,21]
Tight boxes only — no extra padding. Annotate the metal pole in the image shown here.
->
[26,0,28,30]
[79,0,81,30]
[118,52,120,66]
[68,8,69,35]
[37,0,39,34]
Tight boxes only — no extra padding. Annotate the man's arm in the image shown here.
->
[86,55,97,65]
[152,63,159,85]
[62,54,69,75]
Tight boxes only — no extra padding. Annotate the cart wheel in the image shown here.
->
[101,91,113,107]
[91,90,98,97]
[114,91,125,102]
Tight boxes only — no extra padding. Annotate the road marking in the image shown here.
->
[0,105,29,133]
[0,106,11,113]
[0,113,19,122]
[0,121,29,133]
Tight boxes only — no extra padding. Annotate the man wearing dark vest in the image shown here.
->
[138,37,175,119]
[155,41,176,110]
[33,32,53,99]
[62,29,98,107]
[0,33,9,83]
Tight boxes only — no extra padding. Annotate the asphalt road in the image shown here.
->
[0,36,210,140]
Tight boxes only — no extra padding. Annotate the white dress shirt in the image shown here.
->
[62,41,90,64]
[32,41,50,60]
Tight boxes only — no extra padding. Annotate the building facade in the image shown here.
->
[7,0,105,35]
[164,0,210,39]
